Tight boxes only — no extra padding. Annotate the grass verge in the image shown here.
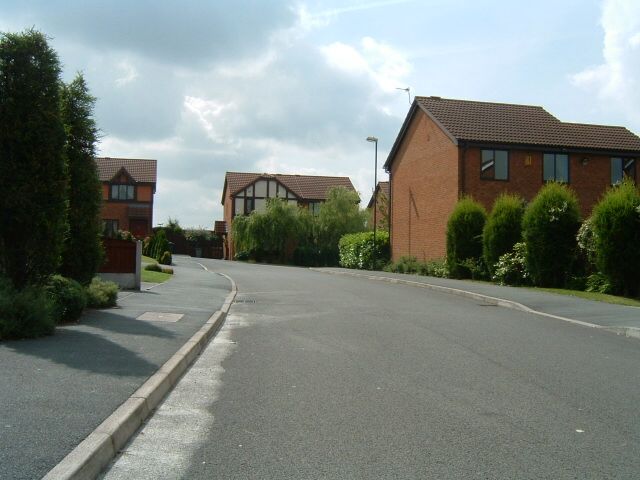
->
[142,269,172,283]
[527,287,640,308]
[142,255,157,264]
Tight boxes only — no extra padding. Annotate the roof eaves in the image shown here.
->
[383,98,459,171]
[383,101,419,171]
[416,99,459,146]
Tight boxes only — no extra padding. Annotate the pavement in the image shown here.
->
[0,255,231,480]
[314,267,640,335]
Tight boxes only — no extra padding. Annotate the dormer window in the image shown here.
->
[111,184,135,200]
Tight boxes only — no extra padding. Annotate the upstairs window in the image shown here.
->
[111,184,135,200]
[309,201,322,215]
[611,157,636,184]
[543,153,569,183]
[481,149,509,180]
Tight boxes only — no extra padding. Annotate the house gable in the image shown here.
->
[389,108,460,261]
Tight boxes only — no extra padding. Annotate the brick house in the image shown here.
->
[220,172,356,259]
[95,157,157,239]
[384,96,640,262]
[367,181,390,230]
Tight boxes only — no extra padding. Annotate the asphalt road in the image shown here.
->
[103,260,640,479]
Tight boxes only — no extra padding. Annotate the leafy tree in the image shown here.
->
[59,74,104,285]
[482,193,525,275]
[0,29,67,288]
[591,179,640,296]
[446,197,487,279]
[165,217,183,235]
[522,183,581,287]
[317,187,367,262]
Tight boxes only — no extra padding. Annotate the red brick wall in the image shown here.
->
[390,110,459,261]
[101,182,154,236]
[463,149,614,218]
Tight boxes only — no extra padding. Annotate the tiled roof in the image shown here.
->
[415,96,640,152]
[367,181,390,208]
[223,172,356,203]
[95,157,157,183]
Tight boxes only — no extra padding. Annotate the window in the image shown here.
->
[309,201,322,215]
[481,149,509,180]
[111,184,135,200]
[611,157,636,184]
[543,153,569,183]
[103,219,119,237]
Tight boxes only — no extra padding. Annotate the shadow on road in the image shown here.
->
[83,311,177,338]
[4,328,160,377]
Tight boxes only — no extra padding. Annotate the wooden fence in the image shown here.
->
[99,238,137,273]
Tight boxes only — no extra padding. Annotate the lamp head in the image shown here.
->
[366,136,378,143]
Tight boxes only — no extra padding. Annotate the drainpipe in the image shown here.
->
[459,141,468,197]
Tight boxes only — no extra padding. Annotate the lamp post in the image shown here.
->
[366,136,378,269]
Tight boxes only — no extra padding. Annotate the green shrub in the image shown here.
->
[0,278,54,340]
[522,183,581,287]
[384,256,419,274]
[483,193,525,275]
[159,251,172,265]
[426,259,449,278]
[492,242,529,286]
[234,251,250,261]
[339,231,390,270]
[591,179,640,297]
[152,229,170,261]
[585,272,613,294]
[46,275,87,324]
[446,197,487,279]
[161,267,174,274]
[86,277,118,308]
[144,263,162,272]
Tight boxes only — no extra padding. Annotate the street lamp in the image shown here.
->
[366,136,378,270]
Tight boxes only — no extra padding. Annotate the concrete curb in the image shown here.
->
[311,268,640,339]
[43,267,237,480]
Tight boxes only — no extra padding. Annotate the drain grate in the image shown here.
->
[234,297,256,304]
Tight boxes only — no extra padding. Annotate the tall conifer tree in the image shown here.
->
[59,74,104,284]
[0,30,67,287]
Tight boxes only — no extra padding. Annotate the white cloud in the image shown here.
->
[571,0,640,127]
[114,60,138,86]
[321,36,411,93]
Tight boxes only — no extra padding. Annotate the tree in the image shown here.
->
[317,187,367,262]
[591,179,640,297]
[0,30,67,288]
[59,74,104,285]
[482,193,525,275]
[446,197,487,279]
[522,183,581,287]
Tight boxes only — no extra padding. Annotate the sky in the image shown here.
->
[1,0,639,228]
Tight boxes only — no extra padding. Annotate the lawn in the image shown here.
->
[142,255,157,264]
[527,287,640,308]
[142,269,172,283]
